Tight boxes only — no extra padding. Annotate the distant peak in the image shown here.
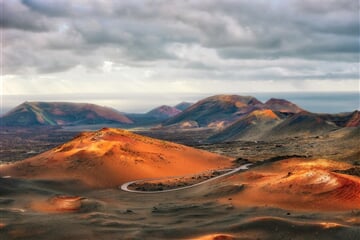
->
[157,105,175,109]
[264,98,303,113]
[21,101,35,106]
[174,102,193,111]
[265,98,292,104]
[201,94,262,105]
[147,105,182,118]
[2,102,133,126]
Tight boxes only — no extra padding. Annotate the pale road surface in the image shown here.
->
[120,163,252,194]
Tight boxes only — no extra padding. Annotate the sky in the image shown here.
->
[1,0,359,112]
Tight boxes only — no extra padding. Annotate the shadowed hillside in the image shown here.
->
[208,109,281,142]
[267,111,339,138]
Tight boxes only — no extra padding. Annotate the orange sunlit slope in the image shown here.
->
[224,158,360,211]
[0,128,233,188]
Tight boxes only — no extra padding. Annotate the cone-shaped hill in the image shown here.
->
[163,95,263,127]
[146,105,182,120]
[0,128,233,188]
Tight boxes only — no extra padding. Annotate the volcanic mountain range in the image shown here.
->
[161,95,358,142]
[0,101,192,127]
[1,95,358,142]
[0,102,133,126]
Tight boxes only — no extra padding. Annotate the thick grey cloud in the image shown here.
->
[2,0,359,84]
[1,0,51,31]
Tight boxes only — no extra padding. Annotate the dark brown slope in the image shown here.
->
[267,111,339,139]
[207,110,344,143]
[163,95,263,127]
[346,110,360,127]
[318,111,358,127]
[0,102,133,126]
[208,109,281,142]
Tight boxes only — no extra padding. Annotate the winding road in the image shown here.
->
[120,163,252,193]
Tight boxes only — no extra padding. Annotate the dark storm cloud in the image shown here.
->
[2,0,359,78]
[1,0,51,31]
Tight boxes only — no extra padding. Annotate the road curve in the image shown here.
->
[120,163,252,194]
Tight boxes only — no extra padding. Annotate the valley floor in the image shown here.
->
[0,126,359,240]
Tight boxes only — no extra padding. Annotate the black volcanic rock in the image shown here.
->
[163,95,263,127]
[0,102,133,127]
